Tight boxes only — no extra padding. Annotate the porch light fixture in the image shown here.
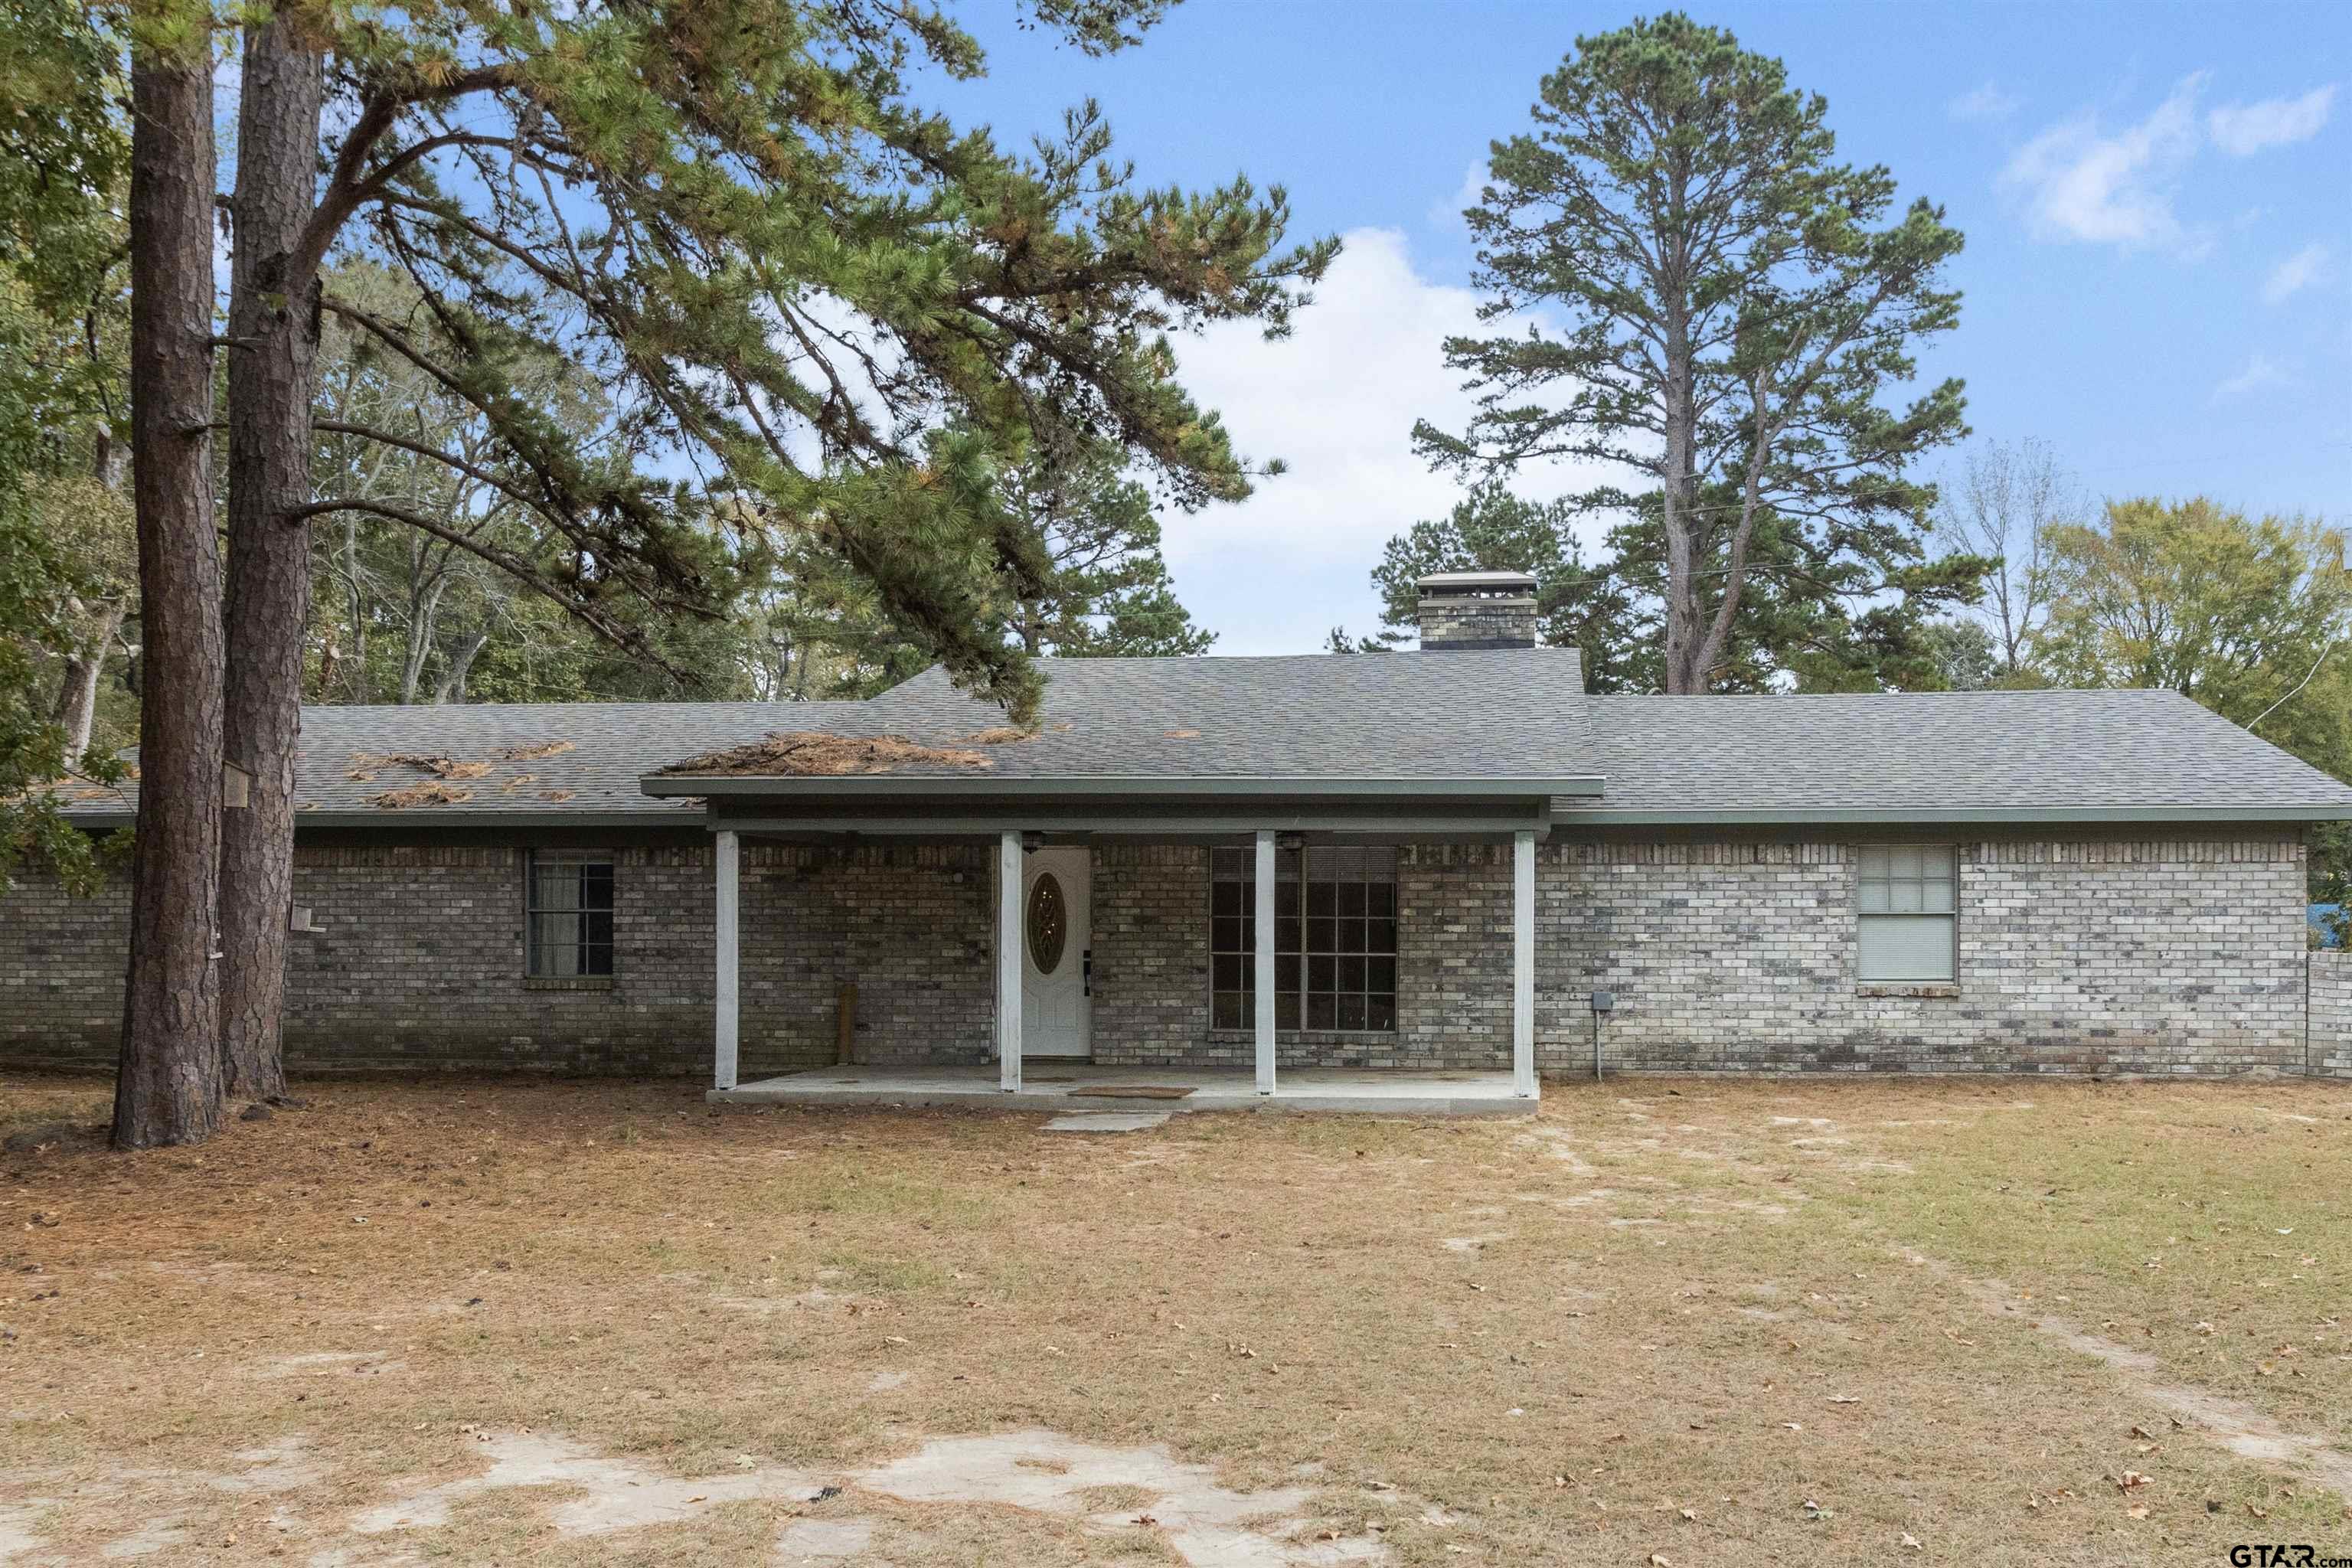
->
[1276,832,1306,852]
[1021,831,1044,854]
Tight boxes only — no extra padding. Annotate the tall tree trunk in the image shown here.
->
[430,630,488,704]
[114,26,225,1150]
[343,515,367,701]
[218,14,323,1102]
[54,598,129,760]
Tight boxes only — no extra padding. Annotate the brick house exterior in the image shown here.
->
[10,573,2352,1089]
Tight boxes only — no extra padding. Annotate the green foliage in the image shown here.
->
[1353,481,1981,692]
[2033,496,2352,906]
[0,0,130,891]
[302,0,1331,723]
[1005,439,1214,658]
[1413,11,1976,691]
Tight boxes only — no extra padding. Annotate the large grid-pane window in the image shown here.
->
[1855,844,1956,982]
[1210,846,1397,1032]
[528,851,614,977]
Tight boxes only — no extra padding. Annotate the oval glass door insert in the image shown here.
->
[1027,872,1067,973]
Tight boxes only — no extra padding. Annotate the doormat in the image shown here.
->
[1076,1086,1196,1099]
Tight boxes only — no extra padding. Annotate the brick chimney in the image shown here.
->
[1416,571,1538,650]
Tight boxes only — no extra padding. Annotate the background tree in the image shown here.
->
[1936,436,2079,680]
[2033,496,2352,924]
[1005,439,1214,658]
[1347,480,1978,691]
[1414,12,1977,694]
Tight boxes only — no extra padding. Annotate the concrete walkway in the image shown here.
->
[710,1062,1531,1117]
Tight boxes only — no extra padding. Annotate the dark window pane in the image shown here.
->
[1339,956,1365,993]
[1213,992,1241,1030]
[1276,916,1300,956]
[1341,918,1366,953]
[1212,955,1240,991]
[580,867,614,910]
[1366,997,1396,1032]
[1306,881,1335,916]
[1213,880,1240,916]
[1275,883,1299,919]
[1306,993,1335,1031]
[1337,994,1366,1031]
[1307,917,1336,953]
[1368,918,1396,955]
[1275,955,1299,991]
[1308,955,1334,992]
[1275,992,1300,1030]
[1338,881,1365,917]
[1369,956,1396,994]
[1368,882,1396,917]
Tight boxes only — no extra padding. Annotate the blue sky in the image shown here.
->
[923,0,2350,654]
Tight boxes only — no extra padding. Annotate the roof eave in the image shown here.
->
[1552,804,2352,825]
[641,774,1606,800]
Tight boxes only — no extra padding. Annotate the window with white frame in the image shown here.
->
[1854,844,1957,983]
[527,851,614,977]
[1210,846,1398,1032]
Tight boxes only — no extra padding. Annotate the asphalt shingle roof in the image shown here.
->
[831,650,1598,779]
[1563,688,2352,819]
[53,654,2352,826]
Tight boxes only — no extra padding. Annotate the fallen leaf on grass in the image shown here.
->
[1900,1533,1922,1550]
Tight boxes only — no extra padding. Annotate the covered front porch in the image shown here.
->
[708,1060,1528,1116]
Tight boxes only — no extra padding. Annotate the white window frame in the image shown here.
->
[1854,844,1958,985]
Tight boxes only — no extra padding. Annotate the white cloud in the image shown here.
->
[1999,75,2207,251]
[2209,84,2336,155]
[2262,243,2331,304]
[2209,354,2289,403]
[1948,81,2022,122]
[1428,162,1490,229]
[1158,227,1621,655]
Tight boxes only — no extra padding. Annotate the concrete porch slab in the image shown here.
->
[1040,1111,1171,1133]
[709,1063,1532,1118]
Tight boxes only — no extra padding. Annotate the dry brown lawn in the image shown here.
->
[2,1070,2348,1566]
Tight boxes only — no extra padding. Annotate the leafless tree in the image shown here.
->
[1936,437,2082,678]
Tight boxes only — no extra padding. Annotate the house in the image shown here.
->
[10,572,2352,1099]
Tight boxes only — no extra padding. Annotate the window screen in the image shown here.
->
[1855,844,1956,982]
[528,851,614,977]
[1210,846,1397,1031]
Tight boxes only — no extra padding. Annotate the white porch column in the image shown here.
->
[998,829,1023,1093]
[714,828,740,1092]
[1512,828,1537,1099]
[1254,829,1276,1096]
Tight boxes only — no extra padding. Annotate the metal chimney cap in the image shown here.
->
[1416,570,1538,598]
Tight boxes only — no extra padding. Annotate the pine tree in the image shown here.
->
[129,0,1334,1116]
[1414,13,1978,693]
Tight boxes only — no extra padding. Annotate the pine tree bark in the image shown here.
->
[113,28,225,1150]
[218,14,324,1102]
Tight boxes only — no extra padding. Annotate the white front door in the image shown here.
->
[1021,847,1090,1058]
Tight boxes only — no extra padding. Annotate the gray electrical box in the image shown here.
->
[1590,989,1615,1013]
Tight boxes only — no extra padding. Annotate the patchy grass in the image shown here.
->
[0,1072,2347,1566]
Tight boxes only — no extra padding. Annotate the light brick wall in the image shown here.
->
[0,829,2319,1080]
[1539,837,2310,1076]
[0,839,988,1076]
[2308,949,2352,1079]
[1088,843,1514,1070]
